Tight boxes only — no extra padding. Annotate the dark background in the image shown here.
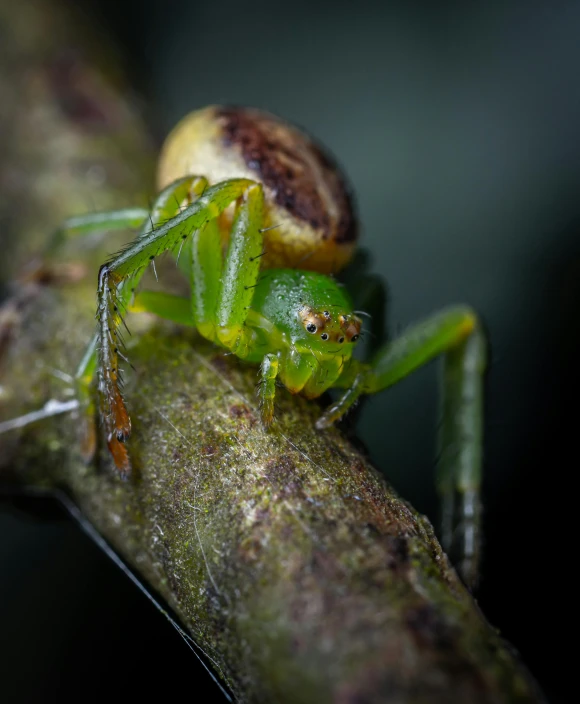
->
[1,0,578,701]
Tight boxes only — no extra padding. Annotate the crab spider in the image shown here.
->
[57,106,486,587]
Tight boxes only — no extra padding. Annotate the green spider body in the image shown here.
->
[203,268,357,390]
[58,106,486,588]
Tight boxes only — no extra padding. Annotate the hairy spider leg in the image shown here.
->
[129,185,276,424]
[64,176,210,469]
[95,178,256,474]
[317,305,486,589]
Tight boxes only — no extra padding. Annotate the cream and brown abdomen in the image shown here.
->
[157,105,358,273]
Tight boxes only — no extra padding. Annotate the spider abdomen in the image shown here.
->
[157,105,358,273]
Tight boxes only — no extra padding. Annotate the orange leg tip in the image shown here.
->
[108,437,132,478]
[110,395,131,432]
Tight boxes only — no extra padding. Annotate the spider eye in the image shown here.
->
[338,337,345,344]
[351,334,359,342]
[306,323,317,333]
[320,333,329,341]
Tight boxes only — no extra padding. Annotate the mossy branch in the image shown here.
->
[0,0,543,701]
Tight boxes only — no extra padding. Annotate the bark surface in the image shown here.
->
[0,1,544,702]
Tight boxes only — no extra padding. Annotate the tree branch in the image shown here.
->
[0,0,544,701]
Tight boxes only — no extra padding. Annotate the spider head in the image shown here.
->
[297,306,362,350]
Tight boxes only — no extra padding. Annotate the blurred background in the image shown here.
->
[1,0,578,701]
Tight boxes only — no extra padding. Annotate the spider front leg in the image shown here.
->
[96,178,256,474]
[130,183,272,425]
[318,306,486,588]
[66,176,209,468]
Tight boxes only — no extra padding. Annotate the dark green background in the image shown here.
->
[2,1,577,701]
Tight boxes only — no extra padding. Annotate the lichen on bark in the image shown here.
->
[0,0,545,702]
[1,285,543,703]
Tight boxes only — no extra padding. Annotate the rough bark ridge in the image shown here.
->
[0,0,543,702]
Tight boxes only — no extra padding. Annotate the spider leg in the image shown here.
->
[70,176,208,470]
[181,181,266,350]
[49,175,208,256]
[46,208,151,255]
[97,178,254,475]
[133,184,270,424]
[190,215,222,339]
[215,183,265,356]
[437,326,486,590]
[319,305,486,589]
[190,183,273,421]
[129,291,194,326]
[258,353,280,426]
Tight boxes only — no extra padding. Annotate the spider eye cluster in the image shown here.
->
[299,306,363,344]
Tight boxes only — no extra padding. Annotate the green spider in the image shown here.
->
[59,106,486,587]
